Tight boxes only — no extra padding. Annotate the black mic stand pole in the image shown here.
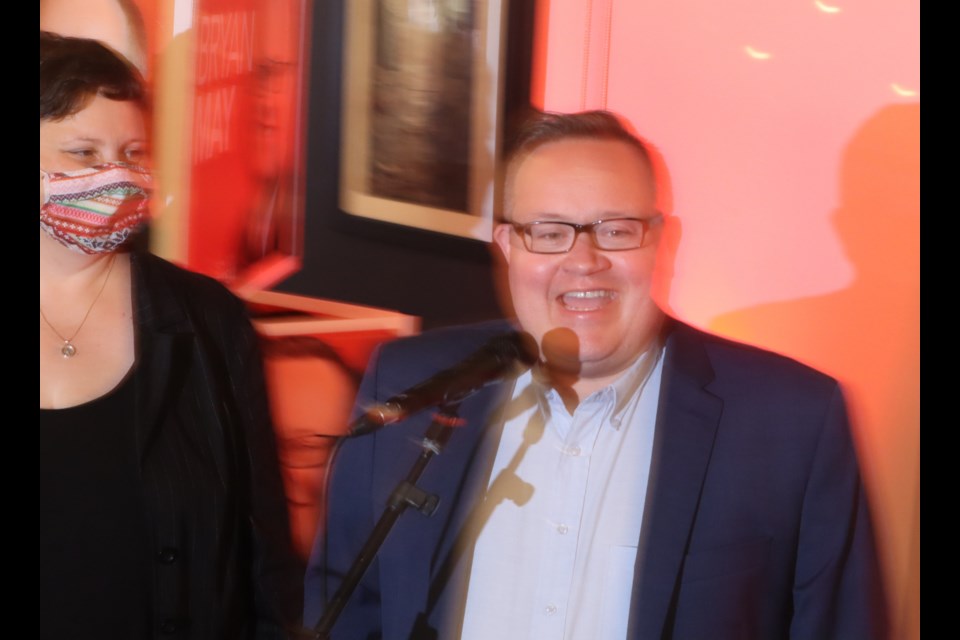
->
[313,402,464,639]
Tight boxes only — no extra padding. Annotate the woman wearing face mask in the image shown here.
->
[39,32,303,639]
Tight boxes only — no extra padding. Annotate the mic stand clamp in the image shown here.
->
[390,481,440,516]
[313,403,463,639]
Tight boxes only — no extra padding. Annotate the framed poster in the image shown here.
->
[339,0,509,241]
[183,0,312,287]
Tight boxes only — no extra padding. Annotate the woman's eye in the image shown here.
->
[67,149,96,158]
[125,148,145,163]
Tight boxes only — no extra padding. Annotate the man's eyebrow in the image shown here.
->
[520,210,650,222]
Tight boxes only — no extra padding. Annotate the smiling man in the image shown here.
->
[305,111,887,639]
[494,124,665,401]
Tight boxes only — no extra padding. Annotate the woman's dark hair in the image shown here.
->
[40,30,145,121]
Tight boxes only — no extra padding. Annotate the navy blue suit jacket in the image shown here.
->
[305,319,886,639]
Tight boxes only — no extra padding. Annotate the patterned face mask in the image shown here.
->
[39,162,152,254]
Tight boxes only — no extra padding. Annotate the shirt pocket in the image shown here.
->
[600,545,639,640]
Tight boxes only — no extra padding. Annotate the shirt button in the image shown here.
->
[567,446,581,457]
[544,604,558,615]
[611,417,622,428]
[556,524,569,535]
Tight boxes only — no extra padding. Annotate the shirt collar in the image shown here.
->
[518,337,665,431]
[605,341,664,427]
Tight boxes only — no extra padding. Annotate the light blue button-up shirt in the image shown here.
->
[461,343,665,639]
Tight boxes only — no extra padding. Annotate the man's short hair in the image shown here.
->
[40,30,145,122]
[501,109,655,218]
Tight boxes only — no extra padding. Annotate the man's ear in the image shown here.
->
[490,223,516,318]
[493,223,513,265]
[651,215,681,313]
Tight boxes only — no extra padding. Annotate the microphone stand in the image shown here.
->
[313,402,464,639]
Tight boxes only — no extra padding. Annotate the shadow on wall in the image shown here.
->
[710,103,920,640]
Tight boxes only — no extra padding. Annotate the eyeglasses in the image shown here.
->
[507,216,662,254]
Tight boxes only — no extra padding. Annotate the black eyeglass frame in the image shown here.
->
[504,215,663,254]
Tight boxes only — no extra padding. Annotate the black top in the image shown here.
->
[39,369,150,639]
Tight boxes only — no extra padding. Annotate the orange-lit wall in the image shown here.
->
[533,1,919,636]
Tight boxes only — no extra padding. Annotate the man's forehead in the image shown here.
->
[508,138,657,217]
[510,136,653,181]
[515,136,650,168]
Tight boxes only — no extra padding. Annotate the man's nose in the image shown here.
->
[561,230,610,273]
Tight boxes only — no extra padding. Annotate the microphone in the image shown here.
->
[350,331,537,436]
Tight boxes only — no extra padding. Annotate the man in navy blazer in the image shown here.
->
[305,111,886,639]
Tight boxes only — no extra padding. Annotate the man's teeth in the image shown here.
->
[561,290,615,309]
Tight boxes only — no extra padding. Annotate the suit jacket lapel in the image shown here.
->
[630,321,724,639]
[422,381,514,638]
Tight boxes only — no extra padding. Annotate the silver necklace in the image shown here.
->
[39,255,117,359]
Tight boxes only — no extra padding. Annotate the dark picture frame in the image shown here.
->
[280,1,531,330]
[338,1,527,241]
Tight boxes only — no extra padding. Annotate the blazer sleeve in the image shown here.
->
[304,322,515,638]
[790,383,888,640]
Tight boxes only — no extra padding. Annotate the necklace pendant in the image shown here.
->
[61,341,77,358]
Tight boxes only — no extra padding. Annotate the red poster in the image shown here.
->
[188,0,308,285]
